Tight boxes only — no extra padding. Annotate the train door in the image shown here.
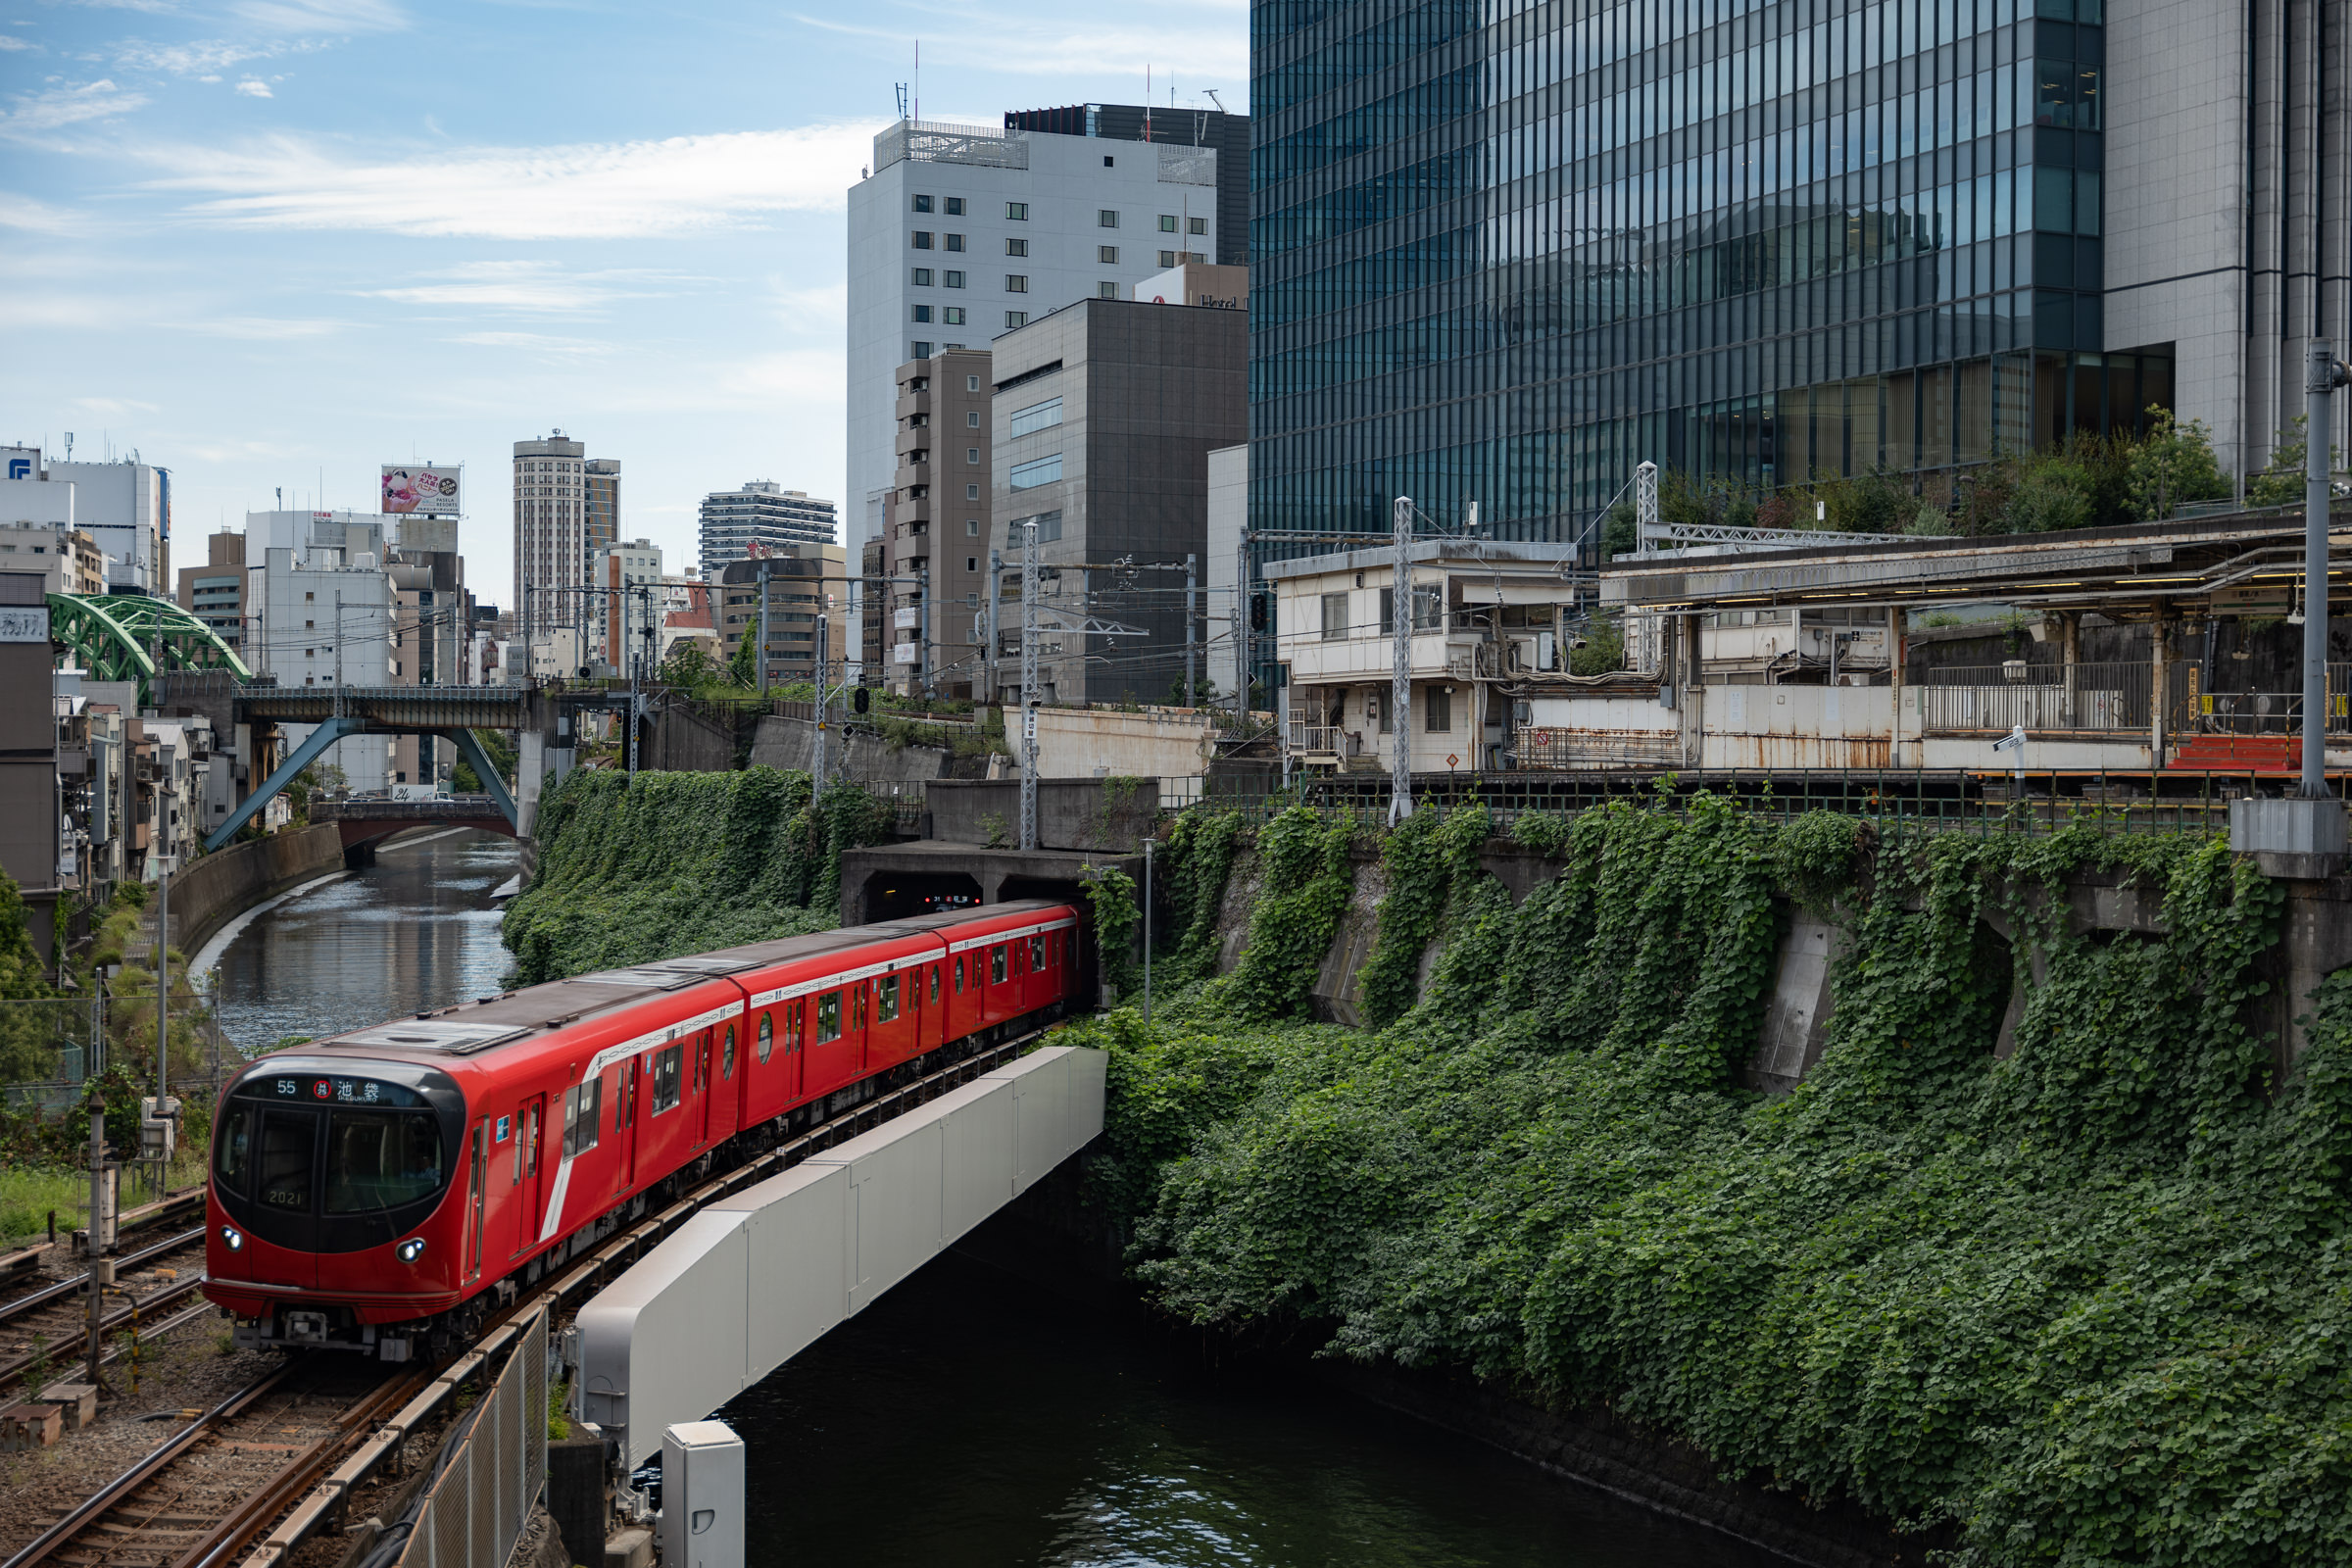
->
[785,1003,807,1102]
[851,979,871,1070]
[715,1020,739,1143]
[465,1116,489,1285]
[692,1027,712,1148]
[614,1060,640,1196]
[511,1095,545,1257]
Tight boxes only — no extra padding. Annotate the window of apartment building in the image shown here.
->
[1009,456,1062,491]
[965,375,980,392]
[944,233,964,252]
[911,339,932,357]
[965,482,980,500]
[944,270,964,288]
[1009,396,1061,437]
[912,230,933,249]
[943,307,965,324]
[1004,274,1028,292]
[1004,236,1027,256]
[966,556,978,572]
[1189,217,1207,235]
[1426,687,1452,733]
[1158,215,1178,232]
[1004,202,1028,220]
[1098,245,1118,264]
[965,518,979,534]
[911,304,933,322]
[966,411,980,426]
[966,448,980,464]
[945,196,964,215]
[1005,311,1028,327]
[1321,592,1348,641]
[1099,282,1120,299]
[1158,250,1177,269]
[912,194,934,213]
[1098,210,1118,227]
[911,268,932,286]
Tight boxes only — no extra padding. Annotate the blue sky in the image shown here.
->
[0,0,1247,612]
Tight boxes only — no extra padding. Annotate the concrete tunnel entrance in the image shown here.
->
[863,873,985,922]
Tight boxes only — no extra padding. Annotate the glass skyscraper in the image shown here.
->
[1250,0,2167,546]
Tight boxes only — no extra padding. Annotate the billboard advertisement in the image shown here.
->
[381,466,462,515]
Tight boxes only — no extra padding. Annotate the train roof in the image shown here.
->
[243,901,1081,1070]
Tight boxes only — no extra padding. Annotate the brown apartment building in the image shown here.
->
[882,346,992,699]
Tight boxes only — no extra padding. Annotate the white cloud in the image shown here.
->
[234,76,270,96]
[448,330,613,356]
[226,0,407,32]
[362,259,691,316]
[0,35,35,51]
[0,191,93,233]
[178,315,344,339]
[141,120,878,238]
[1,78,148,137]
[72,396,162,415]
[115,37,264,72]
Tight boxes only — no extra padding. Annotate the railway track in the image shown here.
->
[1,1230,211,1396]
[2,1027,1054,1568]
[4,1356,426,1568]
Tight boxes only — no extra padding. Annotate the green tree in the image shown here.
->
[2245,412,2341,506]
[1567,611,1625,675]
[2127,405,2232,519]
[658,641,719,689]
[1600,501,1639,559]
[2000,455,2098,532]
[725,632,758,689]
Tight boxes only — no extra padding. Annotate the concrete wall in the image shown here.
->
[149,822,344,957]
[645,703,736,772]
[1035,708,1213,783]
[927,777,1161,852]
[748,715,956,782]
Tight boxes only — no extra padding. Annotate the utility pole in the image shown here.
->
[1235,525,1250,723]
[2305,340,2347,801]
[757,560,771,700]
[1391,496,1414,826]
[1020,517,1039,851]
[83,1083,107,1385]
[918,564,932,699]
[813,612,829,790]
[1142,837,1152,1023]
[985,548,1002,707]
[1184,553,1197,705]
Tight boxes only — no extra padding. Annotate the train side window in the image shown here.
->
[757,1012,773,1063]
[1030,935,1045,970]
[652,1046,683,1114]
[991,945,1007,984]
[817,991,842,1042]
[879,973,901,1021]
[214,1102,254,1198]
[931,964,941,1003]
[563,1077,601,1155]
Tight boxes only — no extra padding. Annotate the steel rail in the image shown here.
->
[0,1226,207,1328]
[1,1359,305,1568]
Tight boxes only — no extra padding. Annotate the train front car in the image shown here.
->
[206,1052,467,1361]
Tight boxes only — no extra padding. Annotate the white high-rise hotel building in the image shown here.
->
[846,119,1220,666]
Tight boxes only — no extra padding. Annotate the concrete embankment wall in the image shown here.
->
[1198,835,2346,1091]
[748,715,960,783]
[151,823,345,957]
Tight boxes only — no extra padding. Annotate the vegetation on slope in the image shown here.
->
[1072,800,2352,1564]
[500,767,893,985]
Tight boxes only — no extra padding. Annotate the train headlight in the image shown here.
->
[220,1225,243,1251]
[395,1238,426,1264]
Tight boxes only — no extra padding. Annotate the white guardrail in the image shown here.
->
[573,1045,1106,1469]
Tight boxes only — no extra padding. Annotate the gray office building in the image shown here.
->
[991,297,1248,705]
[698,483,838,580]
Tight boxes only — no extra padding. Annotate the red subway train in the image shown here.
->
[204,901,1084,1360]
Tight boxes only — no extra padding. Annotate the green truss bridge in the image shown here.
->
[48,592,251,705]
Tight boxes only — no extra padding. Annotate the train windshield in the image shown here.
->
[324,1107,445,1214]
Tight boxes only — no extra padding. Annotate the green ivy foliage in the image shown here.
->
[1082,863,1140,1003]
[1356,805,1491,1028]
[1151,809,1244,989]
[1071,803,2352,1564]
[1211,807,1357,1022]
[500,767,892,984]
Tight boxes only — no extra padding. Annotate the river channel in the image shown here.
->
[204,830,1780,1567]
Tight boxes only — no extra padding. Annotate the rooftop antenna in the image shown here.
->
[64,432,74,461]
[1203,88,1225,113]
[895,81,907,120]
[913,40,919,123]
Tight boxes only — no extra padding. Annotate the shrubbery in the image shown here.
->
[500,767,893,984]
[1083,801,2352,1563]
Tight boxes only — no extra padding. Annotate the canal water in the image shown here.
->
[206,831,1778,1567]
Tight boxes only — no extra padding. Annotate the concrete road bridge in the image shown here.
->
[308,794,520,861]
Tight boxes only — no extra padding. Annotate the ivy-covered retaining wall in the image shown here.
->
[1071,800,2352,1564]
[501,767,893,985]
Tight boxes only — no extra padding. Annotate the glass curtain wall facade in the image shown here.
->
[1250,0,2164,548]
